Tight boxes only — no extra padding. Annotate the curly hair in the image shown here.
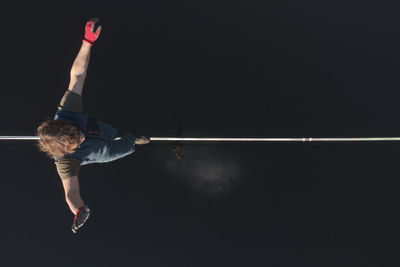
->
[36,119,81,158]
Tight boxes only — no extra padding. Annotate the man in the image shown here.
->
[36,18,149,233]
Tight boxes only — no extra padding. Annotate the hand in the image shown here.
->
[71,205,91,233]
[82,18,102,46]
[135,136,150,145]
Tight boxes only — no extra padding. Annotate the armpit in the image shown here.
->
[55,157,82,180]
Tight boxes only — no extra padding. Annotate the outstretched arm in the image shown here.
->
[68,18,102,96]
[62,175,84,214]
[68,42,92,96]
[62,175,91,233]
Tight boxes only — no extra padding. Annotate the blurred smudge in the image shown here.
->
[164,150,241,196]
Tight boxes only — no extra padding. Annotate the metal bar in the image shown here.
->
[151,137,400,142]
[0,136,41,140]
[151,137,305,142]
[2,136,400,142]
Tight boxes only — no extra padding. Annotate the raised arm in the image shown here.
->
[68,18,102,96]
[68,42,92,96]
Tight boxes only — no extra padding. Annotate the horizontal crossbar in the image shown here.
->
[2,136,400,142]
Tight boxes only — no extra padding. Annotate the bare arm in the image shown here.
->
[68,42,92,96]
[61,175,84,215]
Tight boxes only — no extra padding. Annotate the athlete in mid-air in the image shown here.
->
[36,18,150,233]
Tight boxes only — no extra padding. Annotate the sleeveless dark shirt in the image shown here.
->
[53,109,136,165]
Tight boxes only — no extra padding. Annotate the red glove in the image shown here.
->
[82,18,102,46]
[71,205,91,233]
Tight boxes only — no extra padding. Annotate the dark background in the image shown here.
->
[0,0,399,266]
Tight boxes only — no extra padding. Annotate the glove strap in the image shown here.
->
[74,206,84,218]
[82,38,93,46]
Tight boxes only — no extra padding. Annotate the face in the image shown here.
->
[79,130,86,143]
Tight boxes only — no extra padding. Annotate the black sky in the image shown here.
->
[0,0,399,266]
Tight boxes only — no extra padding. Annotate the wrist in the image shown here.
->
[82,39,93,47]
[66,193,85,215]
[74,206,84,215]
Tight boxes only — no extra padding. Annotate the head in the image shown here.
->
[36,119,82,158]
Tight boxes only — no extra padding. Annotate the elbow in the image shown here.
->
[70,70,87,79]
